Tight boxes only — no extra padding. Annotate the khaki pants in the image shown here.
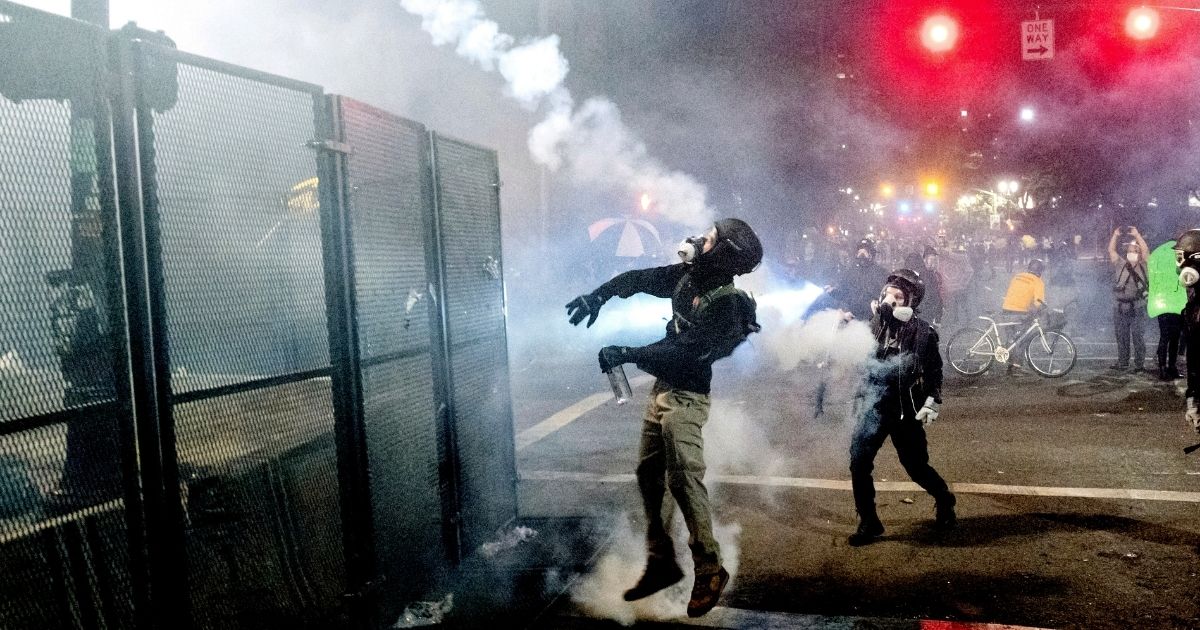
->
[636,379,720,575]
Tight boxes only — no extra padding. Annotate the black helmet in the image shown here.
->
[712,218,763,276]
[885,268,925,309]
[855,238,877,259]
[1175,229,1200,266]
[1027,258,1045,277]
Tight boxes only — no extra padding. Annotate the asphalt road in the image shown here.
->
[510,323,1200,629]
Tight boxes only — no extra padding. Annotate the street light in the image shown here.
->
[1126,7,1160,40]
[921,14,959,53]
[1019,107,1035,122]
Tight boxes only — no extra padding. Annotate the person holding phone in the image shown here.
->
[1108,226,1150,373]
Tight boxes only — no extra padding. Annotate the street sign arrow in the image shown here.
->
[1026,45,1048,55]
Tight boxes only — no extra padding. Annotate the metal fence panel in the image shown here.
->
[0,3,137,628]
[431,134,517,554]
[138,45,344,629]
[335,97,445,614]
[147,59,330,392]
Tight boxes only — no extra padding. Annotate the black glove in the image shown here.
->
[598,346,634,372]
[565,293,605,327]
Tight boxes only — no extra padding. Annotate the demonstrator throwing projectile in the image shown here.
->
[565,218,762,617]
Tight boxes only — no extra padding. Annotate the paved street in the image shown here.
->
[509,322,1200,629]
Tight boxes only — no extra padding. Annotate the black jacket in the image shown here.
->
[593,263,756,395]
[868,315,943,420]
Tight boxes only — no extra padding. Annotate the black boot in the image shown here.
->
[848,516,885,546]
[623,558,684,601]
[934,494,957,530]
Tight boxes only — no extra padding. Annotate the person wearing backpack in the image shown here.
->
[1108,227,1150,373]
[565,218,762,617]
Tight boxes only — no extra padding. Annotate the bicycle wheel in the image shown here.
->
[1025,330,1077,378]
[946,327,995,376]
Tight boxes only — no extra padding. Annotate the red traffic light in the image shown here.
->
[1126,7,1160,40]
[921,14,959,53]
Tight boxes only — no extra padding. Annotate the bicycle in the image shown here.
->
[945,308,1077,377]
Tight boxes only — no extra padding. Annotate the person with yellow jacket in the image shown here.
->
[1002,258,1046,313]
[999,259,1047,372]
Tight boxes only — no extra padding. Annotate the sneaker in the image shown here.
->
[1108,364,1128,372]
[622,560,684,602]
[687,566,729,618]
[934,494,957,530]
[847,518,885,546]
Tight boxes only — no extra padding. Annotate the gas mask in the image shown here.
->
[1178,249,1200,287]
[677,235,708,264]
[871,292,913,323]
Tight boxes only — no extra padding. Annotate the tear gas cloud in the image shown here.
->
[400,0,714,231]
[571,513,741,626]
[731,265,877,373]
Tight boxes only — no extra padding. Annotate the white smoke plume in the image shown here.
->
[571,513,741,626]
[756,308,877,373]
[732,264,879,373]
[399,0,714,229]
[703,400,789,478]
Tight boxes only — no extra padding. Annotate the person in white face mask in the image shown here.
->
[848,269,954,546]
[1107,227,1150,373]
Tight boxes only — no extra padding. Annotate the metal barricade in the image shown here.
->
[429,134,518,555]
[132,42,345,629]
[331,96,448,622]
[0,5,521,627]
[0,3,140,628]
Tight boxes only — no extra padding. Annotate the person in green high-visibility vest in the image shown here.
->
[1148,240,1187,380]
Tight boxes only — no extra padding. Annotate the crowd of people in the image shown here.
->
[782,225,1198,380]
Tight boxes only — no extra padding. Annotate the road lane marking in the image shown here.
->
[515,374,655,452]
[520,470,1200,503]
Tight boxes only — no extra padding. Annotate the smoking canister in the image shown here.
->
[605,364,633,405]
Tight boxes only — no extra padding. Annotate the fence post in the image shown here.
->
[423,132,465,564]
[316,95,377,629]
[109,35,191,629]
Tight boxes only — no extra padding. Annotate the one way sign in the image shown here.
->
[1022,19,1054,61]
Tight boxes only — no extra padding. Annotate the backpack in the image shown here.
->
[682,283,761,363]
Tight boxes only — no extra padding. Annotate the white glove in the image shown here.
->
[915,397,940,426]
[1187,398,1200,434]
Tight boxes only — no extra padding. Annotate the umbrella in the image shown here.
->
[588,217,662,258]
